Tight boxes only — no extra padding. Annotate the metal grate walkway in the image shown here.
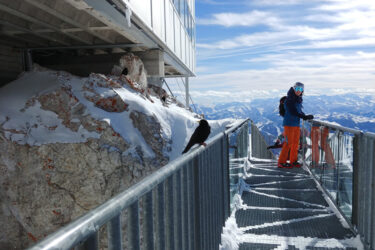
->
[235,160,361,250]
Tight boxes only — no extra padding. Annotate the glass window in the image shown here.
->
[184,1,188,30]
[180,0,184,25]
[174,0,180,14]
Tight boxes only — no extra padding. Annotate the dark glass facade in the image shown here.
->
[172,0,195,43]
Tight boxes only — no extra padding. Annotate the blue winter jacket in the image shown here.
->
[283,87,306,127]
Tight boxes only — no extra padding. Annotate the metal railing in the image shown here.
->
[227,120,250,211]
[28,119,249,250]
[301,120,375,250]
[250,120,274,160]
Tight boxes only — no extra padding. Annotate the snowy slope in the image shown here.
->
[196,93,375,142]
[0,69,235,161]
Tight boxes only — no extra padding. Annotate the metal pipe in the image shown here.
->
[193,156,201,250]
[143,192,154,250]
[185,77,189,108]
[83,232,99,250]
[174,171,183,250]
[128,202,140,250]
[23,49,33,71]
[188,161,195,250]
[155,183,165,250]
[25,43,143,51]
[181,166,189,250]
[310,119,361,135]
[165,176,174,249]
[107,215,122,250]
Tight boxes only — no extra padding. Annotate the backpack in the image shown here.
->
[279,96,287,117]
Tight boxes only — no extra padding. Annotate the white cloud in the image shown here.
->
[249,0,303,6]
[197,1,375,51]
[197,31,301,50]
[310,38,375,49]
[191,51,375,92]
[316,0,375,12]
[197,10,281,27]
[193,0,375,99]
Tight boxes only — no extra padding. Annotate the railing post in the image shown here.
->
[370,136,375,250]
[107,215,122,250]
[187,161,195,250]
[352,134,360,227]
[222,134,230,219]
[181,166,189,250]
[155,183,165,250]
[193,156,201,250]
[165,176,175,249]
[335,130,342,204]
[128,201,140,250]
[143,192,154,250]
[174,171,183,250]
[83,232,99,250]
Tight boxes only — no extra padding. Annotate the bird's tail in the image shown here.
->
[182,142,193,154]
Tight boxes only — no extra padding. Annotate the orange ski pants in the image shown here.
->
[278,126,300,164]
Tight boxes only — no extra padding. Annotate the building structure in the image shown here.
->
[0,0,196,106]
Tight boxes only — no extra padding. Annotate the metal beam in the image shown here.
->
[185,77,189,108]
[66,0,157,48]
[9,26,113,35]
[0,20,70,46]
[164,52,192,77]
[0,32,47,47]
[27,43,142,51]
[0,2,93,45]
[25,0,114,44]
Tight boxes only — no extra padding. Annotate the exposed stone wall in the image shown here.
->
[0,72,171,249]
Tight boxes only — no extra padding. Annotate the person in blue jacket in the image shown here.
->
[278,82,314,168]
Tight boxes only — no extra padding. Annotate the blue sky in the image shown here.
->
[182,0,375,104]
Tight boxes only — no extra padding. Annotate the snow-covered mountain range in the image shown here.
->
[195,93,375,143]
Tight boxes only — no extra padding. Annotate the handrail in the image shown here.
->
[28,119,249,250]
[225,119,249,134]
[365,132,375,139]
[310,119,362,135]
[249,120,274,160]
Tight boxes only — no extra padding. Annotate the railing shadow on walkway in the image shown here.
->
[28,119,249,250]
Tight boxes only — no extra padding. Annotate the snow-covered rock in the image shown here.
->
[111,52,148,91]
[0,68,235,249]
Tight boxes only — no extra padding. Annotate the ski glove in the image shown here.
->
[303,114,314,120]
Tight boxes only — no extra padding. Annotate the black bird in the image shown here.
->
[182,119,211,154]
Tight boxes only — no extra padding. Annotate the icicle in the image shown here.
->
[124,0,132,27]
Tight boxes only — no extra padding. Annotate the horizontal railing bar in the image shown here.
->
[365,132,375,139]
[309,119,362,135]
[28,119,248,250]
[225,119,249,134]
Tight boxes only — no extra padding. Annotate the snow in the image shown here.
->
[0,71,101,145]
[0,69,235,161]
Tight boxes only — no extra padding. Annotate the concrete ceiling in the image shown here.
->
[0,0,185,76]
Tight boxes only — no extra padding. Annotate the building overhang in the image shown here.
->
[0,0,193,78]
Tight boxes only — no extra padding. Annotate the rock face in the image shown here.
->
[0,69,171,249]
[111,52,148,91]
